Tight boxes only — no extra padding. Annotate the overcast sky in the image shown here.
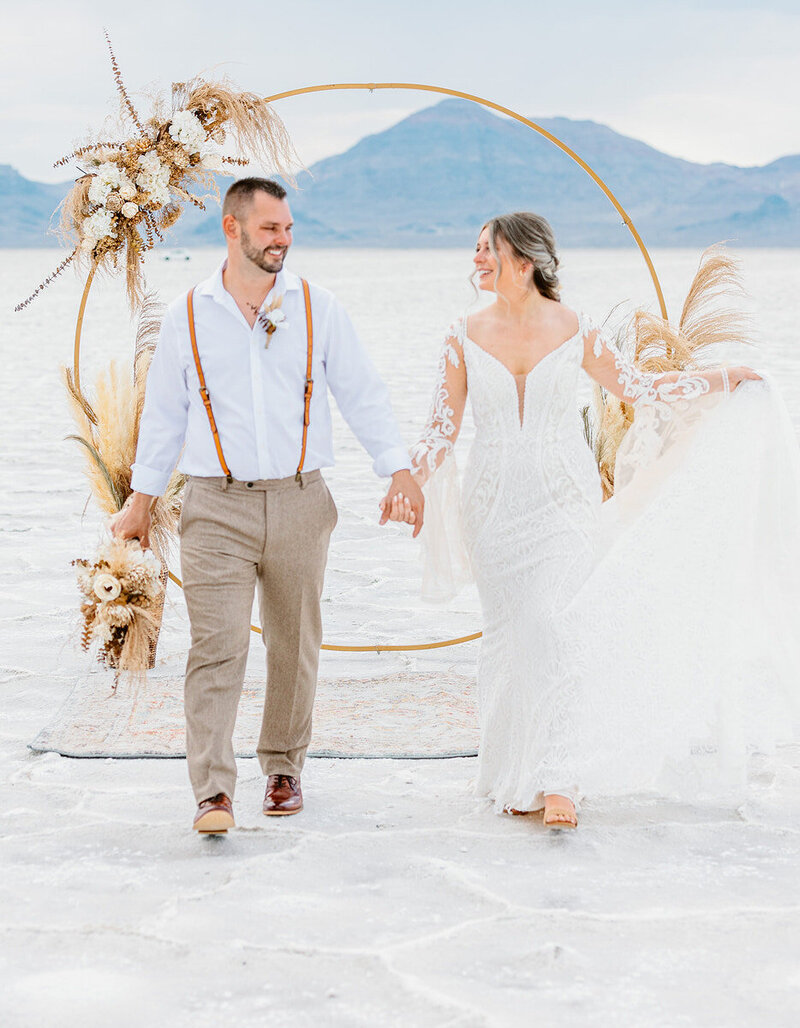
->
[4,0,799,183]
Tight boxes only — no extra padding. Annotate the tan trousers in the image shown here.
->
[179,471,337,802]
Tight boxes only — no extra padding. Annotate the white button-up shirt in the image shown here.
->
[131,261,411,495]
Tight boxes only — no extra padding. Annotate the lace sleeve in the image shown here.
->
[410,323,471,602]
[581,318,717,409]
[409,325,468,486]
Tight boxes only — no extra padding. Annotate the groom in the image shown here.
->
[112,177,423,832]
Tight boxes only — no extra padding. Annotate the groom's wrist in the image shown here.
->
[125,491,156,513]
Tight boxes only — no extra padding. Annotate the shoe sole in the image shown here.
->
[193,810,236,833]
[262,805,303,816]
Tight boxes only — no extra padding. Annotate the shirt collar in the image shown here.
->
[196,259,302,304]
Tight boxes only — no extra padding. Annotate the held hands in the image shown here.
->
[108,492,155,550]
[379,469,424,538]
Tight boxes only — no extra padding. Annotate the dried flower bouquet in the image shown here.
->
[74,537,166,683]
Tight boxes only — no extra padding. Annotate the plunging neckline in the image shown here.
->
[463,316,583,428]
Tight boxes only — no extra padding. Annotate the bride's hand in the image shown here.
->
[727,367,762,390]
[378,493,416,525]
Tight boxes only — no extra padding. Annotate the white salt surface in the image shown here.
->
[2,246,800,1027]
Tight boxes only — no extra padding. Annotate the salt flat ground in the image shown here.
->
[2,247,800,1027]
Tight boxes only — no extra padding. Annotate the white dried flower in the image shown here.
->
[93,573,122,601]
[87,163,120,206]
[82,209,117,246]
[121,201,139,219]
[140,549,161,571]
[93,622,114,644]
[87,179,110,206]
[265,308,287,329]
[106,605,134,627]
[118,180,137,201]
[200,150,225,173]
[169,110,207,155]
[87,162,136,208]
[136,151,172,208]
[137,151,162,175]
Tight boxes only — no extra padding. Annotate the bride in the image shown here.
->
[381,212,800,830]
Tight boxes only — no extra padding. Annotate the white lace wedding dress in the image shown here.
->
[411,313,800,811]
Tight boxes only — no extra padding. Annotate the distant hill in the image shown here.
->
[0,165,73,245]
[3,99,799,247]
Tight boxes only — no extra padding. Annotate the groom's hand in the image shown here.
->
[379,470,424,538]
[109,491,155,550]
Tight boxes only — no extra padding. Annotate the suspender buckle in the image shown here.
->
[303,378,313,426]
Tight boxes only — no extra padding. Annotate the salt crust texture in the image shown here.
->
[2,248,800,1027]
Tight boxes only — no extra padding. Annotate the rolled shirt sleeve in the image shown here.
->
[130,305,190,496]
[322,298,412,477]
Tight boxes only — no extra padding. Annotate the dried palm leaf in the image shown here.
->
[173,77,299,184]
[592,245,751,497]
[133,292,164,365]
[63,366,98,431]
[66,434,124,512]
[63,298,185,560]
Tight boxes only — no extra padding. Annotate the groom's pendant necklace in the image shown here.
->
[247,298,286,349]
[248,302,276,345]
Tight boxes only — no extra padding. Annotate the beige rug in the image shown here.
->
[30,671,479,759]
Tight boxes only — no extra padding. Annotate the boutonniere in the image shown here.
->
[249,295,288,348]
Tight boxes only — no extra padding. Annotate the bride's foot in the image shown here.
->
[543,794,577,829]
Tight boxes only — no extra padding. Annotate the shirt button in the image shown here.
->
[246,482,254,488]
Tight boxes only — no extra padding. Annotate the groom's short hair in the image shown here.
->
[223,177,287,220]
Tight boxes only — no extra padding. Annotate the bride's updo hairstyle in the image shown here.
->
[485,212,561,301]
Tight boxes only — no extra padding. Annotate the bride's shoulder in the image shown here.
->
[457,305,497,346]
[569,309,608,359]
[556,304,583,333]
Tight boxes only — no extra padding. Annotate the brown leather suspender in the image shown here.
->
[187,287,233,483]
[297,279,314,485]
[186,280,314,487]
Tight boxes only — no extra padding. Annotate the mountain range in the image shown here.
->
[2,99,798,248]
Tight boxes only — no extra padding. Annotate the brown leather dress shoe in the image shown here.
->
[193,793,235,833]
[263,774,303,816]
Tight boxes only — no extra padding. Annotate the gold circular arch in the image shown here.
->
[73,80,668,652]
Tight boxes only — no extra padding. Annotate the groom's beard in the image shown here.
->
[240,227,287,274]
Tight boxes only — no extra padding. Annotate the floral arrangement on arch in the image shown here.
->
[17,32,298,312]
